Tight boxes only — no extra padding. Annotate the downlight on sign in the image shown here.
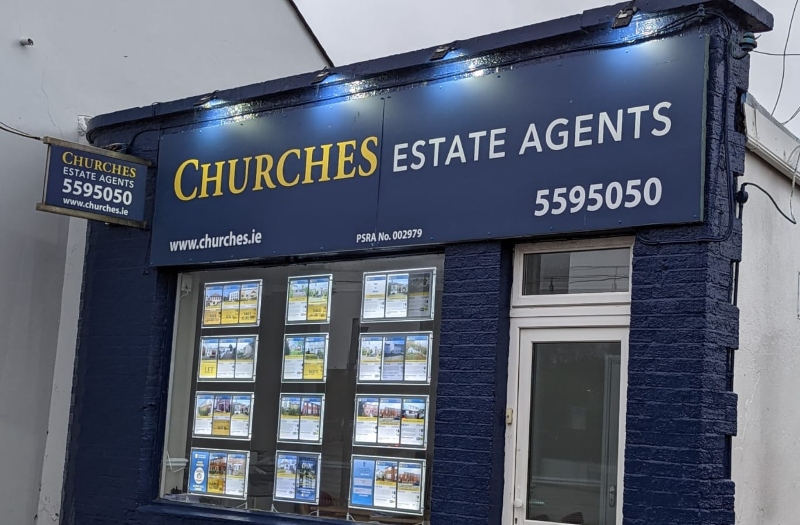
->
[152,34,708,266]
[37,137,150,228]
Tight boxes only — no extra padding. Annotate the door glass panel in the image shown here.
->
[526,342,621,524]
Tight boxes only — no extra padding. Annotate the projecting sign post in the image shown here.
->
[37,137,150,228]
[151,34,709,266]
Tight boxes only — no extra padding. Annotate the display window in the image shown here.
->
[161,254,442,523]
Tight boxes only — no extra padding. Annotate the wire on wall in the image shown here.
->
[739,145,800,225]
[0,120,41,141]
[770,0,799,116]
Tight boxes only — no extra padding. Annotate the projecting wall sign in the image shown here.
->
[37,137,150,228]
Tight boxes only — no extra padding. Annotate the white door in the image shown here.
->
[511,327,627,525]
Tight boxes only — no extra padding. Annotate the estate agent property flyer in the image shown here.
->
[274,453,299,500]
[279,396,302,441]
[282,334,328,382]
[350,458,376,507]
[199,338,219,378]
[221,284,242,325]
[381,337,405,382]
[299,396,323,442]
[354,396,428,448]
[397,462,423,512]
[189,450,210,493]
[198,336,258,382]
[404,334,430,382]
[189,448,250,499]
[230,395,253,438]
[385,274,409,318]
[203,281,262,327]
[203,285,223,325]
[377,398,402,445]
[358,336,383,381]
[207,452,227,494]
[286,278,309,322]
[361,269,435,322]
[357,333,432,384]
[212,395,232,436]
[349,456,425,514]
[362,274,387,319]
[407,271,432,318]
[234,337,256,379]
[195,393,254,439]
[225,453,247,497]
[238,281,260,324]
[279,394,324,443]
[217,338,237,379]
[355,397,379,443]
[374,460,398,508]
[400,398,427,447]
[286,275,332,323]
[274,452,321,503]
[307,277,331,322]
[194,394,214,435]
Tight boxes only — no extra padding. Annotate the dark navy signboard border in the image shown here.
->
[152,35,708,266]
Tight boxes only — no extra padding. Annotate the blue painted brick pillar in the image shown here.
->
[622,17,747,525]
[430,242,513,525]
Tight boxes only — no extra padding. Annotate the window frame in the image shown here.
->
[511,237,634,309]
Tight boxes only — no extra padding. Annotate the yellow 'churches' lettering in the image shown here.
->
[172,136,379,201]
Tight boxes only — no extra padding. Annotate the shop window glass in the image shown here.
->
[162,254,443,524]
[522,248,630,295]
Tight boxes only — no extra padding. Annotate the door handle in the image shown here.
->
[608,484,616,508]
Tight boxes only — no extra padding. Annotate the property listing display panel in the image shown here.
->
[174,256,441,523]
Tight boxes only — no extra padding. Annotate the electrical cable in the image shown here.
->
[754,50,800,56]
[0,121,41,141]
[770,0,800,115]
[783,104,800,125]
[740,183,797,224]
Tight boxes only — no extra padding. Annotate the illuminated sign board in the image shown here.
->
[152,35,708,266]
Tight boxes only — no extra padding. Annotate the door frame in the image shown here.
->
[503,238,632,525]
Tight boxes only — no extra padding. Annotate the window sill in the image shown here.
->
[138,500,350,525]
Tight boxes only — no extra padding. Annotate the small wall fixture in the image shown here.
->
[193,91,219,108]
[612,5,638,28]
[310,67,331,85]
[19,38,34,46]
[429,42,456,61]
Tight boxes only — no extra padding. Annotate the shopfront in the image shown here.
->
[63,2,772,525]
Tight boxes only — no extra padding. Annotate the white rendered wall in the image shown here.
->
[734,98,800,524]
[0,2,326,524]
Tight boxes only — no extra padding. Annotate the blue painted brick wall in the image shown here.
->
[622,15,746,525]
[63,4,757,525]
[431,242,512,525]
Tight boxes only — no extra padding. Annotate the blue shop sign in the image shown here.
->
[38,137,149,228]
[152,34,708,266]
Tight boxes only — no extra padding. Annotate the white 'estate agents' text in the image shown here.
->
[392,102,672,172]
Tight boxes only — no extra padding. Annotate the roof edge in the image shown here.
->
[745,93,800,183]
[87,0,773,138]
